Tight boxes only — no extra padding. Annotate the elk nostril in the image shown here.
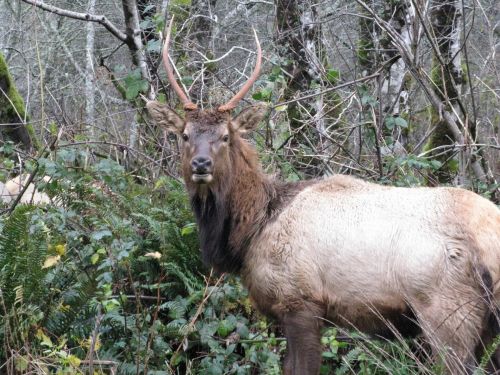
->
[191,157,212,173]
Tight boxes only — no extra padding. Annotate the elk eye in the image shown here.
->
[222,134,229,142]
[182,133,189,141]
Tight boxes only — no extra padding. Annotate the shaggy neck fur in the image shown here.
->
[187,135,310,274]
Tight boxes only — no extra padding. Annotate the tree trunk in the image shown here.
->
[357,0,414,165]
[426,0,465,184]
[121,0,152,99]
[275,0,328,177]
[356,0,497,197]
[379,2,413,118]
[0,52,36,151]
[121,0,154,149]
[186,0,217,105]
[85,0,97,136]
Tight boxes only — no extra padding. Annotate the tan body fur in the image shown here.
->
[1,175,52,205]
[245,175,499,319]
[245,176,500,315]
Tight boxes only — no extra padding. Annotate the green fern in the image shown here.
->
[0,205,47,307]
[163,262,204,295]
[44,276,98,338]
[475,334,500,375]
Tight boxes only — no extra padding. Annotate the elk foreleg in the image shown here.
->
[282,305,323,375]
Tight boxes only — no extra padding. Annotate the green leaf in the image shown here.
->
[146,39,161,53]
[67,354,81,367]
[385,116,408,130]
[181,76,194,86]
[384,116,396,130]
[448,159,459,172]
[124,69,149,100]
[139,19,154,29]
[157,92,167,103]
[217,317,237,338]
[36,329,53,347]
[0,141,14,155]
[326,69,340,83]
[394,116,408,128]
[361,93,377,106]
[90,253,100,265]
[49,121,58,135]
[252,88,272,102]
[236,322,249,339]
[181,223,196,236]
[170,351,183,366]
[14,356,29,372]
[430,159,442,170]
[91,230,112,241]
[97,248,107,255]
[322,351,336,359]
[103,298,120,312]
[172,0,191,5]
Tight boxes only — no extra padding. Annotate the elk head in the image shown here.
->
[146,18,267,189]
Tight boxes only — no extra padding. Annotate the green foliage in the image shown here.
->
[252,64,285,103]
[475,335,500,374]
[326,69,340,84]
[124,68,150,100]
[0,205,47,307]
[0,148,283,373]
[359,86,378,107]
[318,329,440,375]
[2,146,492,373]
[357,39,373,67]
[384,116,408,130]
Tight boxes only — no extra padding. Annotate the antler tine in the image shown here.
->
[163,16,197,111]
[218,29,262,112]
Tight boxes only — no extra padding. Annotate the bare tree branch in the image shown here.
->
[20,0,128,42]
[354,0,497,190]
[272,71,381,108]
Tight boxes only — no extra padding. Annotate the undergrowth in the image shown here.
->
[0,147,497,374]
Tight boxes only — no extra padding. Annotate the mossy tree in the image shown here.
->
[357,0,414,175]
[275,0,335,177]
[0,52,37,151]
[425,0,465,183]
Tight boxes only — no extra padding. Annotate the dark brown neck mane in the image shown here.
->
[187,136,309,274]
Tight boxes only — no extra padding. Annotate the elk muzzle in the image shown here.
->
[190,156,213,184]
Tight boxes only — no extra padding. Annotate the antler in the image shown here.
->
[163,16,197,111]
[218,29,262,112]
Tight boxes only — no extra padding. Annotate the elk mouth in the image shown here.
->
[191,173,213,184]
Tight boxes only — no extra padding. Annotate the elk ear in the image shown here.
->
[231,103,268,134]
[146,101,184,133]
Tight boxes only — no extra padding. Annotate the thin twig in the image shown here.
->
[21,0,127,42]
[273,72,381,108]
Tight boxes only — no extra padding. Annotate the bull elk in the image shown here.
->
[146,19,500,375]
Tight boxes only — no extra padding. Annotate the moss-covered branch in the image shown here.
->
[0,53,40,151]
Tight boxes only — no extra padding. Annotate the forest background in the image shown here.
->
[0,0,498,373]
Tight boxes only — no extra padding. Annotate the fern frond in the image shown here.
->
[0,205,48,307]
[163,262,203,295]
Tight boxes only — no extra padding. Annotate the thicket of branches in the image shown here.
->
[0,0,498,373]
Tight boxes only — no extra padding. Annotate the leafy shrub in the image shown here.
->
[0,149,283,374]
[2,147,494,374]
